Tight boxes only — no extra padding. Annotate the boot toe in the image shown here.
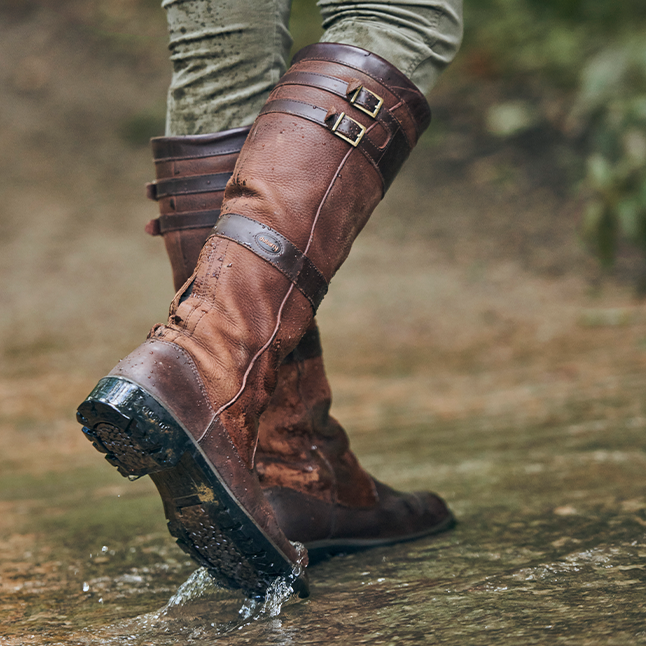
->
[264,478,455,562]
[371,480,455,540]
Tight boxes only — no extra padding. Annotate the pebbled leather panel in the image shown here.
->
[259,98,411,192]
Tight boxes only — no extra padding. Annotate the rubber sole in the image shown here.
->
[77,376,309,599]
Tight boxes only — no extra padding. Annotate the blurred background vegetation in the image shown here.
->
[460,0,646,279]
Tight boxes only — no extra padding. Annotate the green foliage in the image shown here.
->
[464,0,646,270]
[464,0,594,86]
[464,0,646,85]
[576,39,646,266]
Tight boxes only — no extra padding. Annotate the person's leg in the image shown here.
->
[318,0,463,96]
[162,0,463,135]
[163,0,293,135]
[154,0,462,309]
[254,1,463,558]
[147,0,294,293]
[153,0,461,557]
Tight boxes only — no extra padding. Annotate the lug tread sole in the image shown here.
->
[77,376,306,598]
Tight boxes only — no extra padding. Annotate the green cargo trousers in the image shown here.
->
[162,0,463,135]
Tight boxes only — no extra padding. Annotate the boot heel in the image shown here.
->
[77,376,189,478]
[77,375,309,597]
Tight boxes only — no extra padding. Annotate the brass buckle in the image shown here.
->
[349,86,384,119]
[331,112,366,147]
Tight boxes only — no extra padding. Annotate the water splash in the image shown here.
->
[81,566,304,645]
[161,567,226,613]
[238,575,300,621]
[160,566,300,622]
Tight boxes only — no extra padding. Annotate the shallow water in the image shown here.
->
[1,380,645,646]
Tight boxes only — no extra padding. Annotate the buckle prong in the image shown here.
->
[349,86,384,119]
[331,112,366,147]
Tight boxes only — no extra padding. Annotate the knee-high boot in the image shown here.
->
[78,43,450,595]
[145,125,454,561]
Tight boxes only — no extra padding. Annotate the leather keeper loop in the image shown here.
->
[213,213,328,312]
[147,172,232,201]
[145,218,161,236]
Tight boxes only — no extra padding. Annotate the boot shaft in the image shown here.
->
[145,127,250,291]
[214,43,431,294]
[165,42,432,428]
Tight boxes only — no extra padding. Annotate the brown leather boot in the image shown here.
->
[77,43,446,595]
[257,326,454,561]
[144,127,251,292]
[144,127,454,559]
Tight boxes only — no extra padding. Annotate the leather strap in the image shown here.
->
[151,127,250,162]
[283,326,323,364]
[280,71,385,119]
[145,210,221,236]
[147,172,232,201]
[281,71,410,148]
[278,71,412,186]
[258,98,411,192]
[212,213,328,312]
[292,43,431,137]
